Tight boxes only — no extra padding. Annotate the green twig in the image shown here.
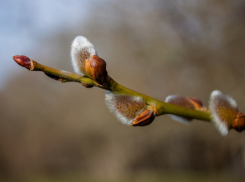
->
[25,58,211,122]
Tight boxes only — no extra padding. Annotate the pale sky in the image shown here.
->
[0,0,102,89]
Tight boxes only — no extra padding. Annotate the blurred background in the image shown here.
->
[1,0,245,181]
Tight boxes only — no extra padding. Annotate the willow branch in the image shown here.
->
[13,55,211,122]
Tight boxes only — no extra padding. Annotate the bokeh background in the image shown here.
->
[1,0,245,181]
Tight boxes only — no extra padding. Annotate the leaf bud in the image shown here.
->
[132,109,155,126]
[13,55,31,70]
[85,55,108,85]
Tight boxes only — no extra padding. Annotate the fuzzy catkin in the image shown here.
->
[105,91,146,125]
[70,36,97,76]
[209,90,239,135]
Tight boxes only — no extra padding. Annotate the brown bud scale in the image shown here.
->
[232,112,245,132]
[132,109,155,126]
[85,55,108,85]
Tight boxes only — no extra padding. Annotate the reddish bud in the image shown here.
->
[13,55,31,69]
[85,55,108,85]
[232,112,245,132]
[132,109,155,126]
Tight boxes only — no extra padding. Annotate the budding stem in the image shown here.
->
[13,55,212,122]
[31,59,96,86]
[104,78,211,121]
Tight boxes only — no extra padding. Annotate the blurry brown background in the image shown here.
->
[1,0,245,181]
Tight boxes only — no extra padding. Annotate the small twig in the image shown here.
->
[12,35,245,135]
[13,55,211,122]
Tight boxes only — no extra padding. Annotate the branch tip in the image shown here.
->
[13,55,31,70]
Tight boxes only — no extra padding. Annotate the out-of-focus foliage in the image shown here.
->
[1,0,245,181]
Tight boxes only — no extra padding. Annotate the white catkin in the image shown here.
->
[209,90,238,136]
[105,91,146,125]
[70,36,97,76]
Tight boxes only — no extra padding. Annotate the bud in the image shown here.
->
[105,91,148,125]
[209,90,239,135]
[188,97,204,110]
[165,95,204,124]
[85,55,108,85]
[232,112,245,132]
[13,55,31,70]
[132,109,155,126]
[70,36,97,76]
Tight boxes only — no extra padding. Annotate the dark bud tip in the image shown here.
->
[13,55,31,69]
[132,109,155,126]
